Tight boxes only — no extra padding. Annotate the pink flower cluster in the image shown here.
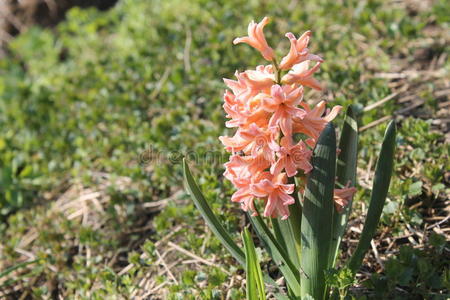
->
[220,17,356,219]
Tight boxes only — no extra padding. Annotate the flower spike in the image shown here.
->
[222,17,342,219]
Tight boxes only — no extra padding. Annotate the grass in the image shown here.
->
[0,0,448,298]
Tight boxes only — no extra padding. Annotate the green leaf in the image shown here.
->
[271,215,302,298]
[431,183,445,194]
[300,122,337,300]
[242,227,266,300]
[183,159,285,294]
[0,259,40,279]
[0,259,41,288]
[272,217,300,269]
[183,158,245,265]
[288,177,303,267]
[329,106,359,267]
[249,213,301,296]
[408,181,423,197]
[271,178,303,298]
[383,200,398,215]
[348,121,396,272]
[429,233,446,254]
[325,266,356,299]
[243,229,257,300]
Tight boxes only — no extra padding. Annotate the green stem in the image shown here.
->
[272,59,281,84]
[271,218,288,250]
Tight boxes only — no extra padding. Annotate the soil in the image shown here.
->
[0,0,118,56]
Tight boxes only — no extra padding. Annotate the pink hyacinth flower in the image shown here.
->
[281,61,323,90]
[293,100,342,147]
[224,154,270,184]
[224,66,275,107]
[223,90,249,128]
[271,137,313,177]
[333,183,357,212]
[219,123,279,162]
[222,77,272,129]
[224,71,259,103]
[251,172,295,220]
[233,17,275,61]
[262,84,306,137]
[232,171,271,216]
[241,65,276,97]
[279,31,323,70]
[231,174,261,215]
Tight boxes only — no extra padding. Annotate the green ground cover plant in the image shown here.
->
[0,0,448,298]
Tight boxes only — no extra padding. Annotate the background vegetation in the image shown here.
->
[0,0,448,298]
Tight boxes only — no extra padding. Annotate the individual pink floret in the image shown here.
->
[224,66,275,102]
[224,71,259,103]
[224,154,270,184]
[231,172,267,216]
[241,65,275,96]
[222,77,273,129]
[281,61,323,90]
[251,172,295,220]
[219,123,279,162]
[233,17,275,61]
[222,90,248,128]
[279,31,323,70]
[271,137,313,177]
[293,100,342,147]
[262,84,306,137]
[333,183,357,212]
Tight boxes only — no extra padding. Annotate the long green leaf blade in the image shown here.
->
[183,159,290,295]
[300,123,337,300]
[243,227,266,300]
[243,229,257,300]
[271,218,288,251]
[249,214,301,296]
[329,106,359,266]
[0,260,39,279]
[183,158,245,265]
[270,177,303,297]
[287,177,303,267]
[348,121,396,272]
[271,216,301,298]
[272,217,300,269]
[0,259,41,288]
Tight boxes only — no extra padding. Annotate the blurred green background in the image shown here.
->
[0,0,448,298]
